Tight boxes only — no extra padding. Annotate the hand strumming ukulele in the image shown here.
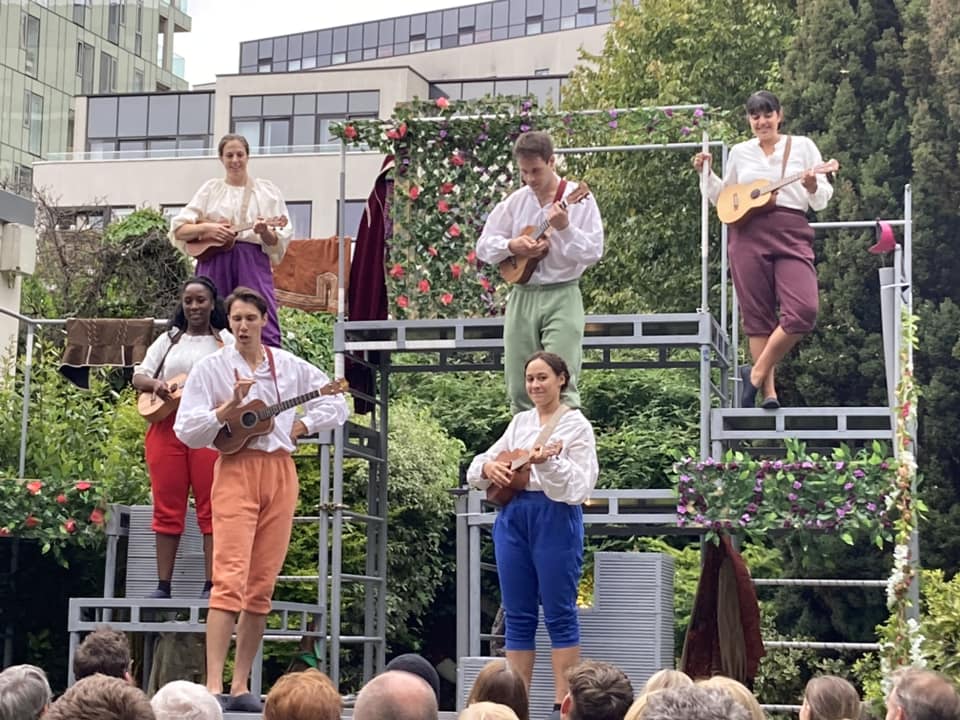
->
[716,159,839,225]
[486,441,563,507]
[498,182,591,285]
[214,378,348,455]
[186,215,288,262]
[137,373,188,423]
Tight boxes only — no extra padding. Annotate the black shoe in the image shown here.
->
[761,396,781,410]
[225,693,263,713]
[147,587,171,599]
[215,694,230,712]
[739,366,759,408]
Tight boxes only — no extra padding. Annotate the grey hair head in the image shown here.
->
[0,664,52,720]
[642,685,750,720]
[151,681,223,720]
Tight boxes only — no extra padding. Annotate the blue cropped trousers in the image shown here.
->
[493,490,584,650]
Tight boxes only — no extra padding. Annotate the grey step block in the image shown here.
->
[124,505,208,599]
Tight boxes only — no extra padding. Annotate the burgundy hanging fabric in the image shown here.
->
[346,155,394,414]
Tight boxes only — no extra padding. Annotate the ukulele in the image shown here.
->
[498,182,592,284]
[716,159,839,225]
[214,378,348,455]
[186,215,288,262]
[486,442,563,507]
[137,373,188,423]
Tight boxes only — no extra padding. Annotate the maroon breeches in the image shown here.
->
[728,207,818,336]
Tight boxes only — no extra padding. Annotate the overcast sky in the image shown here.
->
[178,0,468,87]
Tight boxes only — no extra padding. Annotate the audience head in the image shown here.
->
[802,675,861,720]
[643,685,750,720]
[45,674,154,720]
[264,669,340,720]
[0,664,52,720]
[151,681,222,720]
[385,654,441,703]
[698,676,764,720]
[354,670,438,720]
[74,627,132,681]
[562,660,635,720]
[642,670,694,695]
[460,702,520,720]
[624,694,652,720]
[467,660,529,720]
[886,669,960,720]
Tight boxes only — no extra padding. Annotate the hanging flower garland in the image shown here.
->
[879,308,925,683]
[333,98,723,319]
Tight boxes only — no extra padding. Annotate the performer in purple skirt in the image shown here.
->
[170,134,293,347]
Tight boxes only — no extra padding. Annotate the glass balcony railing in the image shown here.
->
[44,144,376,162]
[173,54,186,78]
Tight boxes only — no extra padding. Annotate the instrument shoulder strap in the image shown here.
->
[780,135,793,179]
[533,404,571,447]
[151,327,183,380]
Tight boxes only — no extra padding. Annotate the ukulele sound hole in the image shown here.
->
[240,411,259,429]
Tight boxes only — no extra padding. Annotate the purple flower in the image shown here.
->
[793,481,803,490]
[439,129,448,139]
[853,469,865,479]
[609,109,618,119]
[680,126,691,136]
[520,124,531,132]
[867,502,878,512]
[563,115,573,126]
[837,507,847,518]
[746,503,758,513]
[695,514,706,524]
[788,493,798,502]
[782,519,793,528]
[835,462,846,471]
[729,462,739,470]
[801,461,814,470]
[844,482,855,491]
[609,120,618,129]
[773,460,783,470]
[694,107,705,117]
[705,457,715,466]
[521,100,532,111]
[679,474,691,484]
[477,133,488,142]
[664,108,674,118]
[677,504,688,514]
[677,516,687,526]
[402,158,410,165]
[881,462,890,470]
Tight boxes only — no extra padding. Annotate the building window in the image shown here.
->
[230,91,379,151]
[99,52,118,93]
[135,0,143,55]
[337,199,365,239]
[86,92,214,158]
[21,12,40,76]
[77,42,95,94]
[286,202,312,239]
[24,91,43,156]
[161,205,185,226]
[133,69,144,91]
[108,0,121,44]
[14,165,34,197]
[72,0,90,26]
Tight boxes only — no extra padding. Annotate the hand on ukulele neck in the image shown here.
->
[529,440,563,464]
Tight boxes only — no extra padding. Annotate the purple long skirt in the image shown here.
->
[197,242,281,347]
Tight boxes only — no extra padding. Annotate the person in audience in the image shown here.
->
[624,693,652,720]
[801,675,861,720]
[467,659,529,720]
[386,653,441,704]
[264,669,340,720]
[353,670,438,720]
[0,664,51,720]
[698,676,764,720]
[642,685,749,720]
[460,702,520,720]
[886,669,960,720]
[467,352,599,712]
[73,627,133,683]
[45,674,155,720]
[151,681,222,720]
[170,134,294,347]
[133,275,232,599]
[560,660,634,720]
[642,669,694,695]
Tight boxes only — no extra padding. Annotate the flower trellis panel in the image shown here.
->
[673,439,896,547]
[335,98,722,319]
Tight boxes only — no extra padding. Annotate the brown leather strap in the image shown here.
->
[264,345,282,404]
[553,179,568,204]
[781,136,792,179]
[151,328,183,380]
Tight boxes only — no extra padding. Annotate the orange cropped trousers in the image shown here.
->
[208,449,298,615]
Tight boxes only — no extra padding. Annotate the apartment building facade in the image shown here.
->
[1,0,190,196]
